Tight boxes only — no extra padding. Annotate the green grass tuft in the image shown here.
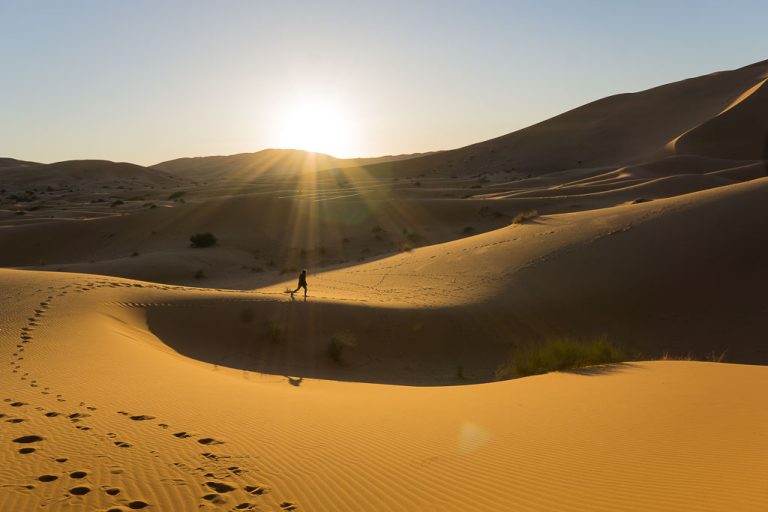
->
[497,337,624,379]
[510,209,539,224]
[328,331,356,365]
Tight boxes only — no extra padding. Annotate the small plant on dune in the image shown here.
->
[190,232,217,248]
[267,321,285,343]
[511,210,539,224]
[496,337,624,379]
[328,331,356,365]
[194,269,206,279]
[461,226,474,234]
[478,206,504,219]
[110,199,124,208]
[405,231,423,244]
[168,190,186,200]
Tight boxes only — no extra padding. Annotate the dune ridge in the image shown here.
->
[4,57,768,511]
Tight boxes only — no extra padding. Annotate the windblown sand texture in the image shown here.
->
[2,59,768,511]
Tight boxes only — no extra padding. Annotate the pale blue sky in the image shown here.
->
[1,1,766,165]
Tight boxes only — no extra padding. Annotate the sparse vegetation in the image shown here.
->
[110,199,124,207]
[168,191,186,200]
[496,337,624,379]
[461,226,474,234]
[405,231,423,244]
[267,321,285,343]
[130,251,139,257]
[194,269,206,279]
[478,206,504,218]
[328,331,356,364]
[189,232,217,248]
[511,210,539,224]
[9,191,38,202]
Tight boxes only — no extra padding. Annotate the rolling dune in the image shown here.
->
[3,58,768,511]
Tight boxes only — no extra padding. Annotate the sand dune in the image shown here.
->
[349,60,768,178]
[4,58,768,510]
[152,148,434,181]
[3,270,768,510]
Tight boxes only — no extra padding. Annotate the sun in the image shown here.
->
[274,99,354,157]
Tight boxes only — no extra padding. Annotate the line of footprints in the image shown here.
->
[5,280,298,511]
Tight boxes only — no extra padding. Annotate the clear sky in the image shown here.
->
[2,0,767,165]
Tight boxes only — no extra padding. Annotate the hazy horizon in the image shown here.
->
[2,0,767,166]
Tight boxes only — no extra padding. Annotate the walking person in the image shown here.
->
[291,269,308,298]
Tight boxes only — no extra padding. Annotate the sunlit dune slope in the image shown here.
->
[3,268,768,511]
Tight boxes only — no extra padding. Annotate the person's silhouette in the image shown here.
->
[291,269,308,298]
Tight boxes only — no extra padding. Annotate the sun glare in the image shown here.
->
[275,100,355,157]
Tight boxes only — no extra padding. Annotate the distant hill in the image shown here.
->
[353,59,768,178]
[0,157,40,169]
[0,159,185,188]
[152,148,435,180]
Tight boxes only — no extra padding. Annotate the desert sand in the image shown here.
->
[2,59,768,511]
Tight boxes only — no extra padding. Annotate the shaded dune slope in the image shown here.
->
[354,60,768,177]
[142,178,768,385]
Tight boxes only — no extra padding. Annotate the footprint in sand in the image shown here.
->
[69,486,91,496]
[13,435,44,443]
[69,471,87,479]
[205,481,236,493]
[202,493,228,505]
[38,475,58,483]
[197,437,224,445]
[129,414,155,421]
[114,441,132,448]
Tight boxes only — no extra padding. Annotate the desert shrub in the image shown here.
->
[405,231,423,244]
[190,232,217,248]
[168,191,185,200]
[328,331,356,364]
[267,321,285,343]
[511,210,539,224]
[478,206,504,218]
[462,226,474,234]
[496,337,624,379]
[9,191,38,202]
[130,251,139,257]
[194,269,206,279]
[110,200,124,207]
